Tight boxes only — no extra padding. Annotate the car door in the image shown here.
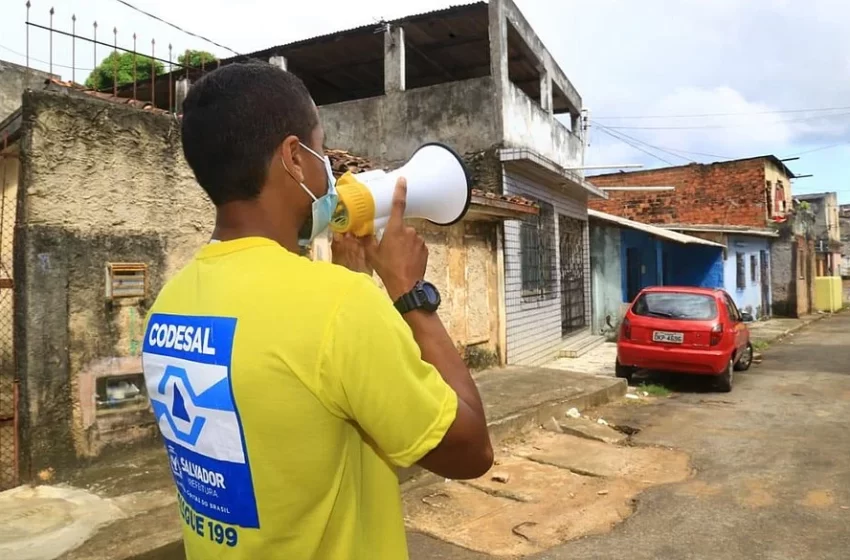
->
[722,293,746,354]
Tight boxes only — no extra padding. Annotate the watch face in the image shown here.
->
[418,281,441,311]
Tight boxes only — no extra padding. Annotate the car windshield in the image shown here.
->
[632,292,718,320]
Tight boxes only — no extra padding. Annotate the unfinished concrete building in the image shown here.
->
[261,2,604,365]
[121,0,607,365]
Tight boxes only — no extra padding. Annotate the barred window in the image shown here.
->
[520,200,557,297]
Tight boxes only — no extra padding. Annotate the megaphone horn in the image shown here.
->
[330,142,472,237]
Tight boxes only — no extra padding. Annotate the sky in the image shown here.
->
[2,0,848,203]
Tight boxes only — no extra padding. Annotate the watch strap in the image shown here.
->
[394,288,421,315]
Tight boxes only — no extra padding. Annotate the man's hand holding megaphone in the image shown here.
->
[332,177,429,300]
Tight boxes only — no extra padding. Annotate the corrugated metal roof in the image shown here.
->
[661,224,780,238]
[238,2,487,58]
[588,209,725,248]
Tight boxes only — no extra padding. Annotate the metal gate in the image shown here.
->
[559,215,586,336]
[0,139,18,491]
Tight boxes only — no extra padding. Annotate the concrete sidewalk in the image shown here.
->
[1,366,625,560]
[746,313,832,345]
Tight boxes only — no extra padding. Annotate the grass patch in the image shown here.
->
[752,340,770,352]
[638,383,672,397]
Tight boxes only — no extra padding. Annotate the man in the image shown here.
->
[141,61,492,560]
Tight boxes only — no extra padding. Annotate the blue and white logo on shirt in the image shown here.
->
[143,313,259,529]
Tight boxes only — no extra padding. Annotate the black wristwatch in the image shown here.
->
[393,280,441,315]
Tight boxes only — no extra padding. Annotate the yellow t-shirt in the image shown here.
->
[141,236,458,559]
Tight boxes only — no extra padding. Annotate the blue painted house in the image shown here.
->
[662,225,777,320]
[589,210,724,336]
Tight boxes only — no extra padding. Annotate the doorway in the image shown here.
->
[626,247,641,303]
[558,215,586,336]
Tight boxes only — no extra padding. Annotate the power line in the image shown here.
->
[784,142,849,157]
[603,111,850,130]
[593,122,692,163]
[592,121,736,162]
[109,0,241,56]
[595,105,850,120]
[0,43,94,71]
[592,125,677,166]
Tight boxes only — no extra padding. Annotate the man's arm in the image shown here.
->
[402,310,492,479]
[359,178,492,479]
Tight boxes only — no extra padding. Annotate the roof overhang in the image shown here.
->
[499,148,608,200]
[660,224,780,238]
[467,191,539,221]
[588,210,724,248]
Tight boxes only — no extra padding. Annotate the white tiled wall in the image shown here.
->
[503,171,591,365]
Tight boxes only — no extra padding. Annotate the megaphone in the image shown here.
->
[330,142,472,237]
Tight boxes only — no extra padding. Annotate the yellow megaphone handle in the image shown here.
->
[331,172,376,237]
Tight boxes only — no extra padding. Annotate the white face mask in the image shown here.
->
[282,143,338,244]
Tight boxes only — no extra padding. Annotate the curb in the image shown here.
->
[753,313,831,346]
[399,377,627,491]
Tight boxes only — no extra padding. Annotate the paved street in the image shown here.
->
[409,312,850,560]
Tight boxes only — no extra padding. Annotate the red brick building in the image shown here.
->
[588,156,793,228]
[586,156,814,318]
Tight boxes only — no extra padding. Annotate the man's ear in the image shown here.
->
[280,135,304,183]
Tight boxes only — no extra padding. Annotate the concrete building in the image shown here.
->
[0,59,57,122]
[795,192,841,276]
[588,156,810,318]
[588,210,724,339]
[119,0,607,366]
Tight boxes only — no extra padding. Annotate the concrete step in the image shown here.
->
[557,333,606,358]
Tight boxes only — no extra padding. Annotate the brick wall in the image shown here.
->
[588,160,770,228]
[502,171,590,365]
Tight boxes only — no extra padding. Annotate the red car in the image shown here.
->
[616,286,754,392]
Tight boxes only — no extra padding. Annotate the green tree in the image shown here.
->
[85,52,164,91]
[177,50,218,68]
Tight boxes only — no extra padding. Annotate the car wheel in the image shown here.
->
[615,360,636,382]
[716,358,734,393]
[734,342,753,372]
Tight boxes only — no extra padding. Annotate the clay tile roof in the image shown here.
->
[44,78,171,115]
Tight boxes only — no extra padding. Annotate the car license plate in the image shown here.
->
[653,331,684,344]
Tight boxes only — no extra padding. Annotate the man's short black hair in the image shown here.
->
[181,62,318,206]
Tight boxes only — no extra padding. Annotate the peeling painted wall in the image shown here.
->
[16,90,214,477]
[412,220,501,362]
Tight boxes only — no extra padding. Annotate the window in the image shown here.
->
[632,292,717,321]
[736,252,746,289]
[750,255,758,284]
[723,294,741,322]
[798,246,805,279]
[775,182,786,215]
[520,200,556,296]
